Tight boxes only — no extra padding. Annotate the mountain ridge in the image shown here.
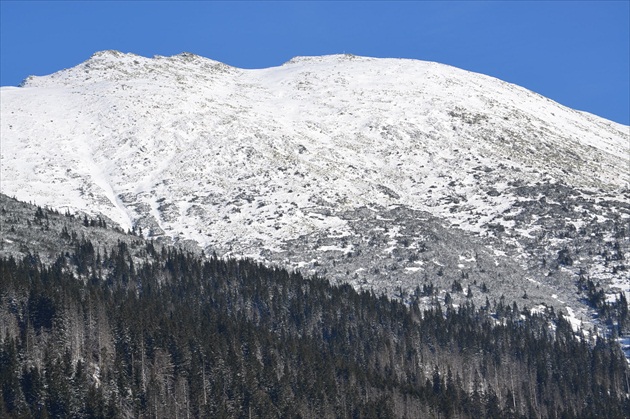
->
[2,51,628,339]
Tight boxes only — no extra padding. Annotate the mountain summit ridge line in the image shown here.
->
[1,51,628,331]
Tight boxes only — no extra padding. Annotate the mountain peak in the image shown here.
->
[89,49,132,59]
[170,51,204,61]
[87,50,206,63]
[2,51,628,338]
[18,51,235,87]
[84,50,145,67]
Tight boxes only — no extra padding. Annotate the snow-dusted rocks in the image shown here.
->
[1,51,628,332]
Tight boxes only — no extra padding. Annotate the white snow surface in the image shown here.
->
[2,51,629,258]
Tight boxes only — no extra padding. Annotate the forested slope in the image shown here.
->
[1,196,629,418]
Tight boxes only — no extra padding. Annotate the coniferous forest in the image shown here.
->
[1,198,629,418]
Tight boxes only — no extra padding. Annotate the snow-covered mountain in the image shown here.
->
[1,51,628,335]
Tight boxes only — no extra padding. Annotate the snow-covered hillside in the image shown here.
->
[1,51,628,332]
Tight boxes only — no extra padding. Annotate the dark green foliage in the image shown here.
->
[0,210,629,417]
[578,276,630,334]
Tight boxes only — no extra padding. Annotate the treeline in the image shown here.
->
[577,271,630,335]
[1,237,629,418]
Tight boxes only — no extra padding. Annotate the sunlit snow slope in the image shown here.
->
[2,51,629,330]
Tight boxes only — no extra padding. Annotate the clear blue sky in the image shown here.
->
[1,1,628,125]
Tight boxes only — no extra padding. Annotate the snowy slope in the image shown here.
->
[2,51,629,329]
